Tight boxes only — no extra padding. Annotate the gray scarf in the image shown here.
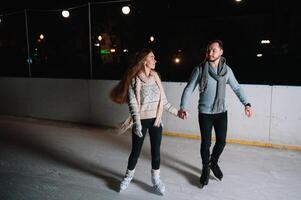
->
[199,57,228,113]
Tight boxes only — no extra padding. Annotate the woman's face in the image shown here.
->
[144,52,156,70]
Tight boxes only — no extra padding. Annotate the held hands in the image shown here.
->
[178,109,189,120]
[133,122,143,137]
[245,105,253,118]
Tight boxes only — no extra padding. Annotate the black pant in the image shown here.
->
[198,111,227,167]
[127,118,163,170]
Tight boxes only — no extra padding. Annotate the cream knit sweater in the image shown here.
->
[119,70,178,134]
[127,71,178,128]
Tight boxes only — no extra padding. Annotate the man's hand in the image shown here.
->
[178,109,189,119]
[245,105,253,118]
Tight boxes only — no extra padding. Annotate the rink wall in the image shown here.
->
[0,77,300,149]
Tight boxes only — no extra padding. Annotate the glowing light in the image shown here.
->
[256,54,263,57]
[122,6,130,15]
[235,0,242,2]
[261,40,271,44]
[98,35,102,41]
[94,43,100,47]
[174,57,181,64]
[27,58,33,64]
[149,36,155,42]
[100,50,110,55]
[123,49,128,52]
[62,10,70,18]
[39,34,44,40]
[110,48,116,53]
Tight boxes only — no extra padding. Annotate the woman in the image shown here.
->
[110,48,181,195]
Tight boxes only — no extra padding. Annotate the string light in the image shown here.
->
[62,10,70,18]
[0,0,132,80]
[122,6,130,15]
[0,1,131,17]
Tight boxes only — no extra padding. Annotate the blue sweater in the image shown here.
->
[180,64,249,114]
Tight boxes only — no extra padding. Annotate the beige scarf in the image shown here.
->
[118,71,164,135]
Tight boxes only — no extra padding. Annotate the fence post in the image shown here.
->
[24,9,31,78]
[88,2,93,79]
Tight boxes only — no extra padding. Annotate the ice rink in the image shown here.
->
[1,115,300,200]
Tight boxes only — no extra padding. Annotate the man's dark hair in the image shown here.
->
[207,39,224,50]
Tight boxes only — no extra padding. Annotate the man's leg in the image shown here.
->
[211,111,228,180]
[198,112,214,187]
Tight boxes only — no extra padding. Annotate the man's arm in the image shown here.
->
[179,66,201,119]
[227,67,253,117]
[180,66,200,110]
[227,67,249,105]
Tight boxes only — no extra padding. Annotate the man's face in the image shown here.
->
[206,42,223,62]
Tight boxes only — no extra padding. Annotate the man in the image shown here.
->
[179,40,253,188]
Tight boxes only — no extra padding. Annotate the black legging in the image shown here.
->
[127,118,162,170]
[198,111,227,166]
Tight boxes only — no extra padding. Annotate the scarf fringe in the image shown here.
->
[118,116,133,135]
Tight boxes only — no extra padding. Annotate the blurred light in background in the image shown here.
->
[149,36,155,42]
[122,6,130,15]
[174,57,181,64]
[39,34,44,40]
[261,40,271,44]
[62,10,70,18]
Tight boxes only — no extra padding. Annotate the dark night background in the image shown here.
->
[0,0,300,85]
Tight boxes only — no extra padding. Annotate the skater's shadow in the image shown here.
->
[162,152,216,187]
[0,120,152,192]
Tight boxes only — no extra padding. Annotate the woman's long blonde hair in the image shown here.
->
[110,48,153,104]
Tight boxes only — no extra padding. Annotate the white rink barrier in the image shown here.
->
[0,77,300,149]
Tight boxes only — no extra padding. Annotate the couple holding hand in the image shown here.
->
[110,40,253,195]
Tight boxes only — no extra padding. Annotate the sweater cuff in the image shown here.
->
[244,103,251,107]
[169,107,179,116]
